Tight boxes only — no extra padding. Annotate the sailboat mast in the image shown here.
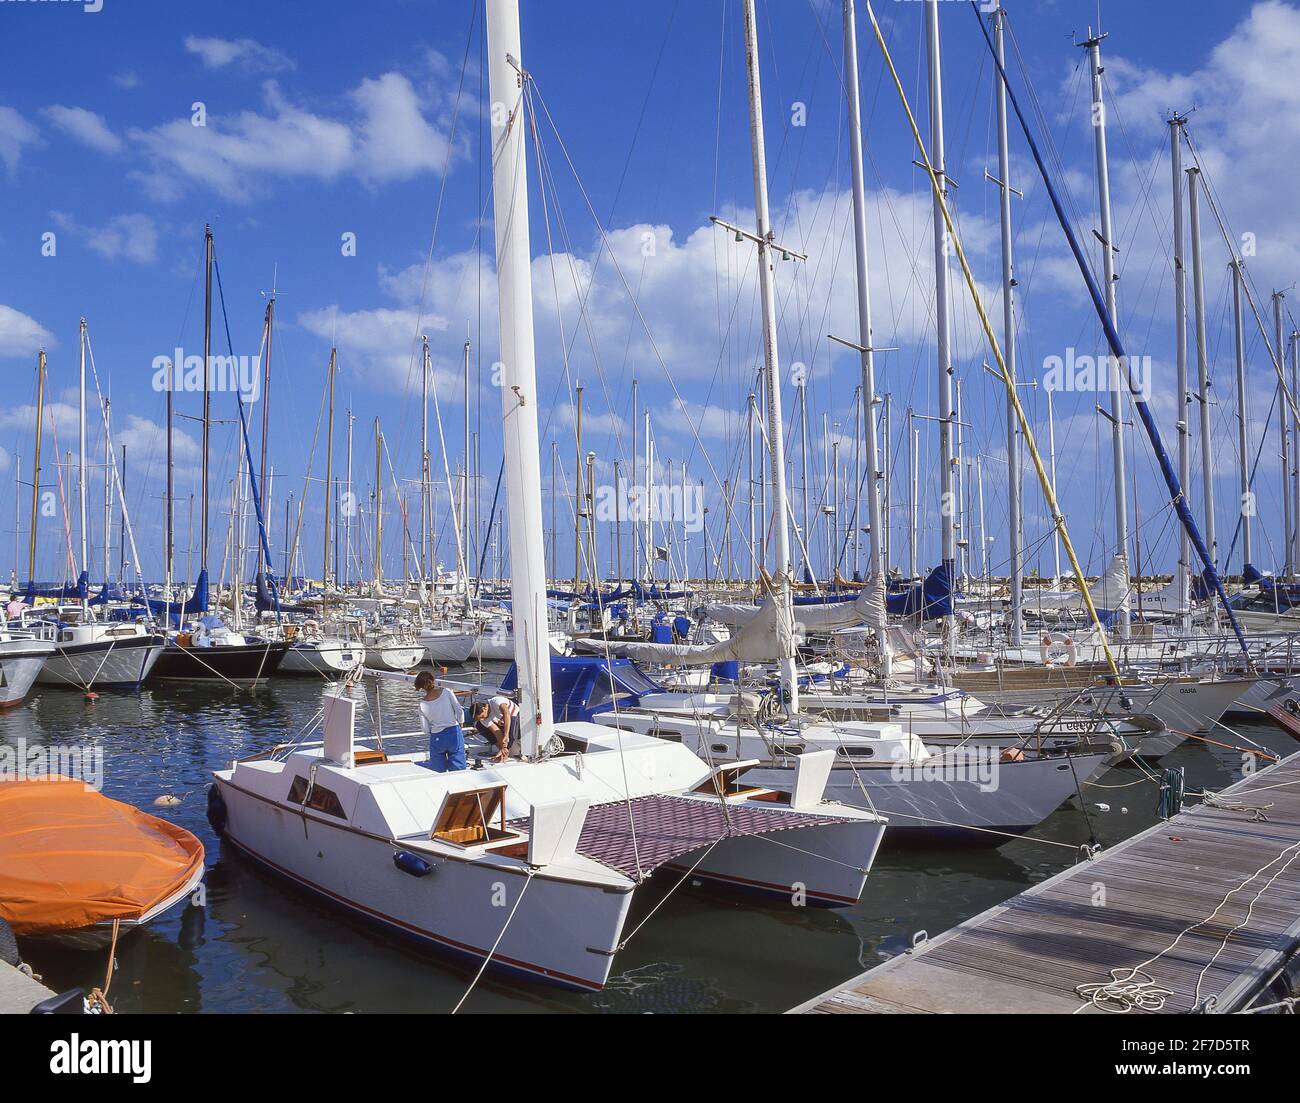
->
[486,0,556,756]
[201,225,213,577]
[574,384,583,587]
[323,347,336,585]
[78,318,88,580]
[345,411,354,588]
[924,0,957,583]
[1186,167,1217,572]
[1289,325,1300,569]
[1232,260,1252,570]
[258,288,275,573]
[991,1,1022,645]
[907,407,917,579]
[1169,113,1192,628]
[463,336,471,588]
[798,378,810,576]
[1081,30,1130,636]
[103,398,112,583]
[421,334,431,579]
[1046,388,1062,580]
[1276,291,1295,574]
[747,392,756,580]
[28,350,45,582]
[373,417,382,586]
[741,0,798,711]
[844,0,886,595]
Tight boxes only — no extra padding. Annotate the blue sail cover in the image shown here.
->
[793,590,859,607]
[23,570,90,603]
[885,562,954,619]
[88,581,132,606]
[135,568,210,622]
[254,573,313,614]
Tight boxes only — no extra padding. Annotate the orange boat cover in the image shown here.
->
[0,777,204,935]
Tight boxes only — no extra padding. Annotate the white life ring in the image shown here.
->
[1040,632,1078,667]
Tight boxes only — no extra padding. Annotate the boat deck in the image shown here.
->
[791,751,1300,1014]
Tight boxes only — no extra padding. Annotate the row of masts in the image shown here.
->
[14,1,1300,623]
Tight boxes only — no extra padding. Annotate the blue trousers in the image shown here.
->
[426,724,467,772]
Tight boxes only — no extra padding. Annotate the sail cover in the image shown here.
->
[1024,554,1130,619]
[621,592,799,665]
[0,777,204,935]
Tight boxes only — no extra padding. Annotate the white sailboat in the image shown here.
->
[210,0,885,993]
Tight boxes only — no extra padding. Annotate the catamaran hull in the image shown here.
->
[214,779,633,991]
[35,636,165,689]
[746,753,1109,845]
[0,652,50,707]
[675,818,885,905]
[150,641,290,683]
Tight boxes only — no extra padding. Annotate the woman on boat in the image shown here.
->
[415,672,467,772]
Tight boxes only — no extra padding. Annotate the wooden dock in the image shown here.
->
[0,960,54,1015]
[792,751,1300,1015]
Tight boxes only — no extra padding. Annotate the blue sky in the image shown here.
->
[1,0,1297,587]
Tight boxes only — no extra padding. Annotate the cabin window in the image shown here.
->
[836,746,875,758]
[287,775,346,818]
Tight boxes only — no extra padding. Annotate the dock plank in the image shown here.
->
[791,751,1300,1014]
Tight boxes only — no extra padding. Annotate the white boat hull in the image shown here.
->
[280,639,363,676]
[36,637,164,689]
[747,752,1109,843]
[363,645,424,673]
[216,781,633,990]
[0,652,50,707]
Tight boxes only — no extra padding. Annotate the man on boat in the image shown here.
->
[415,672,467,772]
[471,694,518,762]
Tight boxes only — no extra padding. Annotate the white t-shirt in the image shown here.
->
[486,695,518,726]
[419,690,463,734]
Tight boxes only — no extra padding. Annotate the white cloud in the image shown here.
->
[183,35,293,74]
[0,304,54,359]
[0,106,40,171]
[351,72,458,184]
[113,71,142,90]
[43,106,123,155]
[50,212,160,264]
[1101,0,1300,293]
[0,400,79,435]
[128,70,461,202]
[116,415,200,463]
[0,446,10,474]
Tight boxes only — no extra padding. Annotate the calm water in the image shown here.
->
[3,676,1294,1014]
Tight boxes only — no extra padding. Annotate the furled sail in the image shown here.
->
[621,593,798,665]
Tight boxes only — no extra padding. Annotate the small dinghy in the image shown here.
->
[0,777,205,950]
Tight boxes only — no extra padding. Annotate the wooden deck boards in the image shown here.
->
[791,751,1300,1014]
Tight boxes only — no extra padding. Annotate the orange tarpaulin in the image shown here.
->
[0,777,204,935]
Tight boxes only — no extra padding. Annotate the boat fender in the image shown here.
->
[206,784,228,835]
[393,850,433,878]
